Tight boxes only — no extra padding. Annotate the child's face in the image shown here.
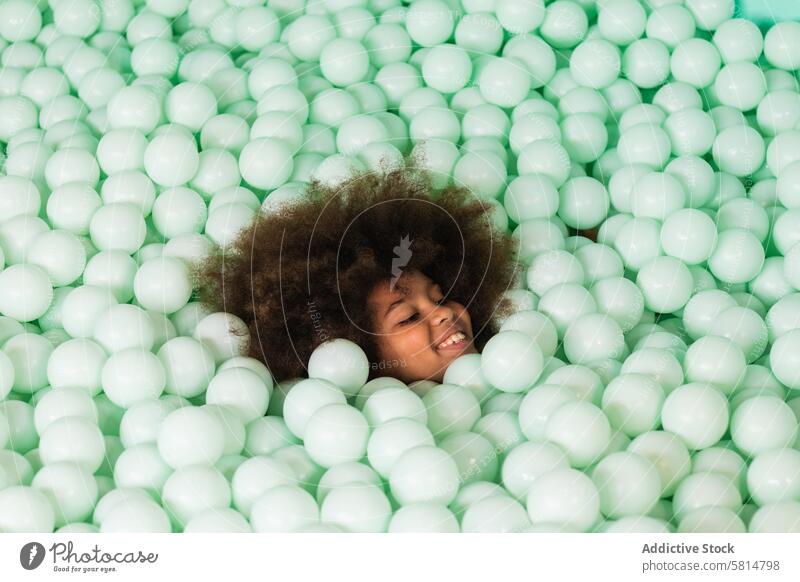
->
[367,269,478,384]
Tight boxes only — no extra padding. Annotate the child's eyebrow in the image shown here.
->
[385,298,405,318]
[384,285,410,318]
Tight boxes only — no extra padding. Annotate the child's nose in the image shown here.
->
[431,303,456,325]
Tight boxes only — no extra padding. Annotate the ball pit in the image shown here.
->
[1,0,800,535]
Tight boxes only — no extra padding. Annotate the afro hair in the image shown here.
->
[192,159,522,384]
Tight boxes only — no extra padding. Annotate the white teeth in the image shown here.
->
[437,331,466,349]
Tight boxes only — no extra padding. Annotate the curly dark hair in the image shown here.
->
[191,159,521,384]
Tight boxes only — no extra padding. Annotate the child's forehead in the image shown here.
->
[370,271,435,301]
[390,271,436,293]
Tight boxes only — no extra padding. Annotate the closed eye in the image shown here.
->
[399,312,419,325]
[398,294,448,325]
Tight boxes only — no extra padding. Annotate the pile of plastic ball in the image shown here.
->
[1,0,800,534]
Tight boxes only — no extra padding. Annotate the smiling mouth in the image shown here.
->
[436,331,468,351]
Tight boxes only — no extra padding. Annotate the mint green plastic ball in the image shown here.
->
[712,125,766,178]
[544,401,611,468]
[166,82,217,132]
[661,383,729,451]
[749,502,800,533]
[570,39,621,89]
[517,141,572,188]
[708,228,765,284]
[671,38,721,89]
[747,449,800,506]
[389,502,459,533]
[590,277,644,333]
[601,373,664,437]
[560,114,609,164]
[598,0,646,45]
[0,486,55,532]
[714,62,767,111]
[713,18,763,64]
[439,431,499,485]
[0,264,53,322]
[763,21,800,71]
[206,367,270,423]
[664,108,716,157]
[770,330,800,389]
[307,338,369,399]
[143,131,199,188]
[758,91,800,137]
[504,174,559,222]
[558,176,610,229]
[0,0,42,42]
[421,44,472,94]
[319,39,369,87]
[592,451,660,519]
[496,0,545,35]
[731,396,798,457]
[777,161,800,209]
[405,0,455,47]
[363,386,427,426]
[39,416,105,473]
[564,313,625,365]
[617,124,671,169]
[501,441,568,501]
[540,1,588,49]
[685,0,735,32]
[660,208,718,264]
[478,56,531,108]
[389,445,460,506]
[157,406,226,469]
[503,34,555,89]
[526,468,599,532]
[683,290,737,340]
[303,404,369,469]
[518,384,578,441]
[526,250,584,297]
[422,384,481,439]
[320,483,391,533]
[230,456,296,519]
[239,138,294,190]
[672,471,741,522]
[454,12,503,55]
[636,256,694,314]
[481,330,544,393]
[462,494,531,532]
[101,348,165,409]
[627,430,691,498]
[709,306,768,364]
[367,418,434,479]
[768,132,800,180]
[646,4,695,49]
[683,336,746,393]
[282,378,347,439]
[623,38,671,89]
